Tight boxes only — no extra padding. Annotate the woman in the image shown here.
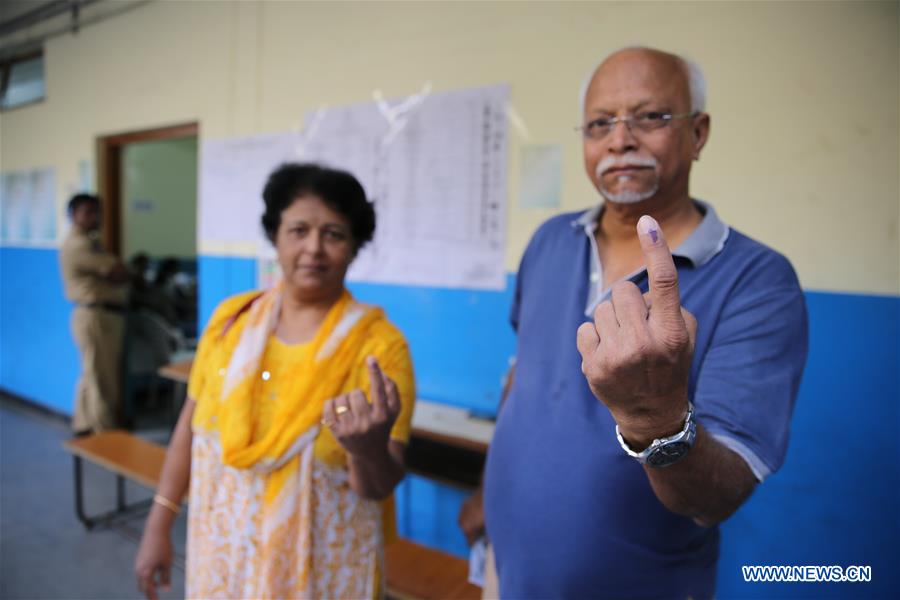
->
[135,163,415,599]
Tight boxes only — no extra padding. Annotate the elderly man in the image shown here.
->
[480,47,808,598]
[59,193,129,434]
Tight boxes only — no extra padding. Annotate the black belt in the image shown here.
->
[79,302,125,313]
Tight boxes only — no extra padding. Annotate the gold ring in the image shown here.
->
[335,405,349,415]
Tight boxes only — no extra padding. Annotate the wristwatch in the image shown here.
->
[616,402,697,467]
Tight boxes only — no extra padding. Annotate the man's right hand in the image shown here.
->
[458,486,485,546]
[108,263,129,285]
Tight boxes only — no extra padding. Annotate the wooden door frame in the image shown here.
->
[96,121,199,256]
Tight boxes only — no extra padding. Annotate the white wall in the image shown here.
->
[1,0,897,294]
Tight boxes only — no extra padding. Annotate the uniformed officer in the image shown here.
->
[59,194,129,434]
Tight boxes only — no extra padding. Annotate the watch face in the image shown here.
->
[647,441,690,467]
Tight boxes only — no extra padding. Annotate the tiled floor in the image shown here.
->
[0,395,187,600]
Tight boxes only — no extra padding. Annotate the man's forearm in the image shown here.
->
[642,425,756,527]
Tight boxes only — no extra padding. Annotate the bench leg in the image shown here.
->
[73,455,95,529]
[117,475,126,512]
[72,456,153,530]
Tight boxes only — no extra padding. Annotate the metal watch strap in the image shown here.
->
[615,402,696,466]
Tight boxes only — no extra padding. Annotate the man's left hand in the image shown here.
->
[576,215,697,449]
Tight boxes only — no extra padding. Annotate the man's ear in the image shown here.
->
[692,113,711,160]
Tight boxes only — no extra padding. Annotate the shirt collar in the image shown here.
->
[571,198,729,268]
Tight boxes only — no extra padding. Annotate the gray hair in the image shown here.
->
[579,47,707,115]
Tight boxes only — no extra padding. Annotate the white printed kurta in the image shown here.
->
[184,292,415,600]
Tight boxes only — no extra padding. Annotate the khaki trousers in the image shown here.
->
[71,306,124,432]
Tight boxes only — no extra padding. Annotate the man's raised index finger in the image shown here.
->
[637,215,683,323]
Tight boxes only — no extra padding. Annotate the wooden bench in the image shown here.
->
[62,430,481,600]
[63,430,167,528]
[384,538,481,600]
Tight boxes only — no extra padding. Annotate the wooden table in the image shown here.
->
[156,358,194,428]
[156,358,493,486]
[155,360,496,456]
[157,358,192,384]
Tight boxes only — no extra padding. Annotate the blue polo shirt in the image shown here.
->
[484,201,808,599]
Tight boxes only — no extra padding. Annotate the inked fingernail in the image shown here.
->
[637,215,660,243]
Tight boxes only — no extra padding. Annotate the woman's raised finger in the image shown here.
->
[367,356,388,417]
[348,389,370,426]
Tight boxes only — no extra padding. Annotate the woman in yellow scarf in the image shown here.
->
[134,163,415,599]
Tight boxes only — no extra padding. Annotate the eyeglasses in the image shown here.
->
[577,111,697,140]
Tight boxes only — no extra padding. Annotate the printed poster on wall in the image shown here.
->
[199,131,298,251]
[200,84,509,291]
[299,84,509,291]
[0,167,57,245]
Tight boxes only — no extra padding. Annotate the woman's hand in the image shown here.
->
[323,356,401,457]
[134,528,173,600]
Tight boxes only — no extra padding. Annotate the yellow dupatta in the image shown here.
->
[185,285,412,598]
[195,284,385,501]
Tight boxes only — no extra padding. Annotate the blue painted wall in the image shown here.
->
[0,247,80,414]
[716,291,899,598]
[2,249,898,595]
[197,255,518,417]
[197,255,257,327]
[348,277,517,416]
[395,475,471,559]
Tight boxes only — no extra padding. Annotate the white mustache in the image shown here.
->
[595,154,658,178]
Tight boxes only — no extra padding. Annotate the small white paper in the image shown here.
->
[78,159,94,193]
[519,144,562,209]
[468,536,488,587]
[1,167,57,244]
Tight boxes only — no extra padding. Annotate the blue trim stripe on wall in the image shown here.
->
[197,254,257,328]
[198,255,518,417]
[348,277,517,416]
[0,247,80,414]
[2,249,898,597]
[395,475,471,559]
[717,291,899,598]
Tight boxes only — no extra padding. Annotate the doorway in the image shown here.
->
[97,122,199,430]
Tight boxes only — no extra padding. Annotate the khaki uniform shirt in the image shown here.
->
[59,228,127,305]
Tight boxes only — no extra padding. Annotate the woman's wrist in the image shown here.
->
[153,493,181,514]
[145,504,177,534]
[347,438,394,465]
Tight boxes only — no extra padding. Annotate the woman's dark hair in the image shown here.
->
[261,163,375,251]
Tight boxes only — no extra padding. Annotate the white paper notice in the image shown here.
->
[468,536,488,587]
[0,167,57,245]
[199,131,300,249]
[299,85,509,290]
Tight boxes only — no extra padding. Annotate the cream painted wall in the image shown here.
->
[1,0,897,294]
